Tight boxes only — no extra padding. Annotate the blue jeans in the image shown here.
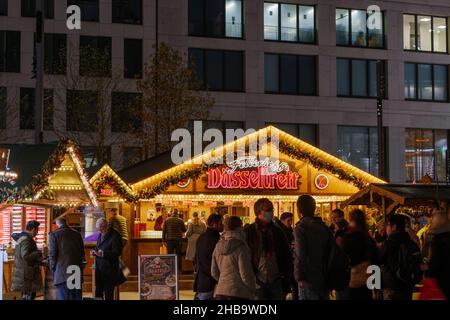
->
[196,291,214,300]
[55,283,82,300]
[298,287,329,300]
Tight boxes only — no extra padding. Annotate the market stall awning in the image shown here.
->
[341,183,450,213]
[0,139,98,207]
[90,164,136,202]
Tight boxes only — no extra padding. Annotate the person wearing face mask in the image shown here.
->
[211,216,256,300]
[244,198,291,300]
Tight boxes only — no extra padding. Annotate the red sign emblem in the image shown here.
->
[314,174,329,190]
[177,178,190,188]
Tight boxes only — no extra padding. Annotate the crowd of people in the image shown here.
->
[8,196,450,301]
[193,196,450,300]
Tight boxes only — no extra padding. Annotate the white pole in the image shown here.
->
[0,246,5,300]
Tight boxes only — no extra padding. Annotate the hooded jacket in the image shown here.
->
[11,232,43,293]
[428,221,450,299]
[211,230,256,299]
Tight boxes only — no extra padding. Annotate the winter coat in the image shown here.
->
[342,228,378,289]
[379,230,421,291]
[245,220,291,292]
[294,216,330,291]
[211,230,256,299]
[185,221,206,261]
[95,228,126,286]
[11,232,43,293]
[194,228,221,293]
[163,216,187,241]
[49,225,86,286]
[428,221,450,299]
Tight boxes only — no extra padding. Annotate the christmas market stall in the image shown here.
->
[92,126,385,275]
[0,139,98,298]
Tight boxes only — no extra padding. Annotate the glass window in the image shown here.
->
[82,146,110,169]
[112,0,142,24]
[0,31,21,73]
[21,0,54,19]
[206,50,224,91]
[79,36,112,77]
[68,0,99,22]
[403,15,416,50]
[264,54,279,92]
[206,0,225,37]
[189,48,205,87]
[336,58,350,96]
[351,10,367,47]
[66,90,98,132]
[336,9,349,45]
[417,16,432,51]
[43,33,66,75]
[0,87,6,129]
[404,63,416,99]
[224,51,243,91]
[264,3,279,40]
[433,17,447,53]
[434,65,448,101]
[337,126,378,176]
[299,124,317,145]
[0,0,7,16]
[281,4,297,41]
[112,92,142,133]
[351,60,367,96]
[188,0,204,35]
[19,88,53,130]
[298,56,315,95]
[280,55,297,94]
[368,10,383,48]
[225,0,242,38]
[418,64,433,100]
[124,39,142,79]
[368,60,378,97]
[299,5,315,43]
[405,128,448,182]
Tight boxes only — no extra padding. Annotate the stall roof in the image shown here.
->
[342,183,450,209]
[118,151,173,184]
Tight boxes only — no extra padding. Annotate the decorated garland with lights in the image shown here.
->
[92,172,137,203]
[277,140,367,189]
[0,138,86,204]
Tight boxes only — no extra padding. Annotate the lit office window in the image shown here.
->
[225,0,243,38]
[405,63,448,101]
[336,8,384,48]
[403,14,447,53]
[405,128,448,182]
[264,2,316,43]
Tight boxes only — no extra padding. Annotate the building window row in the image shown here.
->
[403,14,448,53]
[404,63,448,102]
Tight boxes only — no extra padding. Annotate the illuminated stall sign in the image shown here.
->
[207,157,299,190]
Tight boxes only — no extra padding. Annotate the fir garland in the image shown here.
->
[92,172,137,203]
[277,140,367,189]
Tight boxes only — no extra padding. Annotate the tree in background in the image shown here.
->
[137,43,215,158]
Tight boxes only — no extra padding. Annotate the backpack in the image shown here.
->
[325,234,351,290]
[394,241,423,286]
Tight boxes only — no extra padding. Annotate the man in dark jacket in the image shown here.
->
[163,212,187,271]
[380,214,422,300]
[194,214,223,300]
[11,220,43,300]
[92,218,126,300]
[427,209,450,299]
[245,198,291,300]
[294,195,330,300]
[49,218,86,300]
